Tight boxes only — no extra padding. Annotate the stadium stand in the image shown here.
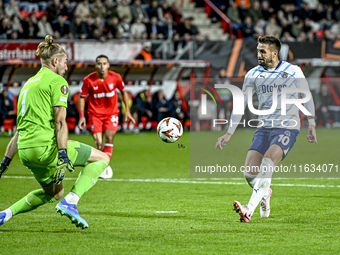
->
[1,0,340,42]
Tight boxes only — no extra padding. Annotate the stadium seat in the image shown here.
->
[3,119,15,132]
[73,92,81,113]
[66,117,77,131]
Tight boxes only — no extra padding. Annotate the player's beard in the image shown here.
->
[259,56,273,68]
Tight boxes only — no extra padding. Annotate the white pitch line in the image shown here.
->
[2,176,340,188]
[155,211,179,213]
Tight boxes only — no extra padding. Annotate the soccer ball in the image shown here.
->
[157,117,183,143]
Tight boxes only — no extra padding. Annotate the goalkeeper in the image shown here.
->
[0,35,109,229]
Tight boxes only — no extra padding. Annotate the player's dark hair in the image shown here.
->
[258,36,281,53]
[36,35,66,65]
[96,55,109,62]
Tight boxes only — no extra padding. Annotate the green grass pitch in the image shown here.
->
[0,128,339,254]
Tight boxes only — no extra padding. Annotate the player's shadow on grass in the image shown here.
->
[99,211,230,224]
[99,211,187,219]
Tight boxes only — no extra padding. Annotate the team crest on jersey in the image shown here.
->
[61,85,68,95]
[281,72,288,78]
[109,83,114,90]
[284,131,291,137]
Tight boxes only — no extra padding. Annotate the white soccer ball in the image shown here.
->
[157,117,183,143]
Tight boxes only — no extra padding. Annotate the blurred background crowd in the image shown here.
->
[1,0,340,43]
[204,0,340,41]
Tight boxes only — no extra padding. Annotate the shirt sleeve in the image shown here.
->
[294,65,315,116]
[50,76,69,108]
[80,78,89,97]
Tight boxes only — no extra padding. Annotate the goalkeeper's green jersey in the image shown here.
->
[17,67,69,149]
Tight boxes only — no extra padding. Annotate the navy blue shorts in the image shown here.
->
[249,128,299,160]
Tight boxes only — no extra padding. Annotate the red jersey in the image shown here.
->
[80,70,125,116]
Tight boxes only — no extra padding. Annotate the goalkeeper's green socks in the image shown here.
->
[4,189,55,221]
[67,160,108,203]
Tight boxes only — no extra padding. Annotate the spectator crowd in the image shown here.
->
[0,0,340,50]
[0,0,201,44]
[206,0,340,42]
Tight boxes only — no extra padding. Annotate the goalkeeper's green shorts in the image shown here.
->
[18,140,92,187]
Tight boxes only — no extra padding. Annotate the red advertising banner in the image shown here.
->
[0,42,74,61]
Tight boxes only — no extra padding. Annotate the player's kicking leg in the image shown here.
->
[234,158,276,222]
[233,201,252,223]
[56,142,109,228]
[233,149,272,222]
[233,150,263,222]
[234,145,283,222]
[233,188,273,222]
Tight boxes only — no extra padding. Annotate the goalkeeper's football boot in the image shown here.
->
[56,199,89,229]
[0,212,6,226]
[260,188,272,218]
[233,201,251,223]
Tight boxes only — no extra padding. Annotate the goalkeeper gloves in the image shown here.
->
[53,149,74,184]
[0,156,12,179]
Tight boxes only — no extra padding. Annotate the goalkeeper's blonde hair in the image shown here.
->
[36,35,66,65]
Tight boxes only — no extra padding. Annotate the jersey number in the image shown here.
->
[278,134,290,146]
[21,88,29,116]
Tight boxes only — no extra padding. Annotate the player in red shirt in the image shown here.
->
[77,55,135,178]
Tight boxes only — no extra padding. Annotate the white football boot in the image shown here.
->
[99,165,113,179]
[260,188,273,217]
[233,201,251,223]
